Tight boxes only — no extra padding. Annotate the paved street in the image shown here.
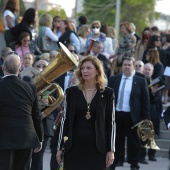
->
[43,149,170,170]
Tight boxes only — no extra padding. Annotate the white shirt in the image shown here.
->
[45,27,59,41]
[116,74,134,112]
[168,123,170,129]
[3,10,16,30]
[64,72,74,91]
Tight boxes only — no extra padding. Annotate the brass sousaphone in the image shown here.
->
[132,120,160,150]
[33,42,79,119]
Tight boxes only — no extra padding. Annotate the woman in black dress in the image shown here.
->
[57,56,115,170]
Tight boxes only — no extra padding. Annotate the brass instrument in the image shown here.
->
[33,42,79,119]
[132,120,160,150]
[59,136,68,170]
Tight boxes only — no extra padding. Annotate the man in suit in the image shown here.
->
[0,54,43,170]
[91,41,110,79]
[108,57,150,170]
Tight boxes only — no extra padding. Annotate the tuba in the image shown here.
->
[33,42,79,119]
[132,120,160,150]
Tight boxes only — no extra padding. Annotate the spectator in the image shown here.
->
[49,50,59,62]
[77,25,90,55]
[0,47,12,76]
[10,32,41,68]
[135,27,152,61]
[100,24,114,57]
[52,16,62,38]
[11,8,37,41]
[58,20,80,53]
[37,14,59,52]
[3,0,20,46]
[23,53,35,68]
[85,20,106,53]
[135,60,144,74]
[77,15,87,30]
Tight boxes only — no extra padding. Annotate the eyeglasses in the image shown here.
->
[135,65,142,68]
[69,50,76,53]
[155,39,160,42]
[23,40,30,42]
[92,26,99,29]
[54,20,60,23]
[36,64,46,68]
[7,51,19,56]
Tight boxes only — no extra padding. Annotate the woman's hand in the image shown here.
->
[106,151,114,167]
[56,150,62,165]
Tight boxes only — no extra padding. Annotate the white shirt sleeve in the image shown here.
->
[70,33,80,53]
[168,123,170,129]
[3,10,16,30]
[45,27,59,42]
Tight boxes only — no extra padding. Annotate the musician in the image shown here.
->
[139,63,162,164]
[30,59,57,170]
[57,56,115,170]
[50,44,77,170]
[0,54,43,170]
[108,57,150,170]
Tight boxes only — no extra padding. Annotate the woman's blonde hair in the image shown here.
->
[91,20,101,28]
[148,49,161,65]
[77,25,89,37]
[75,55,107,90]
[108,26,116,38]
[39,14,52,28]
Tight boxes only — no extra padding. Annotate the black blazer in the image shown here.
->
[58,86,115,154]
[164,106,170,128]
[108,74,150,125]
[0,76,44,150]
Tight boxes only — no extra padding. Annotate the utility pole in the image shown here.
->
[35,0,38,33]
[115,0,121,38]
[151,0,156,27]
[74,0,78,18]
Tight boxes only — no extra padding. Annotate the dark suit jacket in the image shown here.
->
[108,74,150,125]
[0,76,44,150]
[164,106,170,128]
[97,53,110,79]
[54,73,67,91]
[58,86,115,154]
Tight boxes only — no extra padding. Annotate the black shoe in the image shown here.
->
[117,162,123,166]
[130,168,139,170]
[140,158,148,164]
[154,134,159,139]
[149,156,157,161]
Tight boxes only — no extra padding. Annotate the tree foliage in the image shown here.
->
[81,0,157,35]
[38,8,67,19]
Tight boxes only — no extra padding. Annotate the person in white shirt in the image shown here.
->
[37,14,59,52]
[3,0,19,46]
[108,57,150,170]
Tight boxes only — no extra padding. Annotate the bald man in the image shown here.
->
[0,54,44,170]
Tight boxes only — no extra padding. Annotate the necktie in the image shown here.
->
[67,72,73,88]
[118,78,128,110]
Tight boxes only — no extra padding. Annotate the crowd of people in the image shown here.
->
[1,0,170,170]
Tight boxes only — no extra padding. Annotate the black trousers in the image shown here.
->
[110,111,140,169]
[30,137,49,170]
[0,148,32,170]
[50,125,60,170]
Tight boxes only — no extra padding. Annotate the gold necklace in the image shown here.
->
[83,89,97,120]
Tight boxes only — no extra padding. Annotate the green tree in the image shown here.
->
[82,0,157,34]
[38,8,67,19]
